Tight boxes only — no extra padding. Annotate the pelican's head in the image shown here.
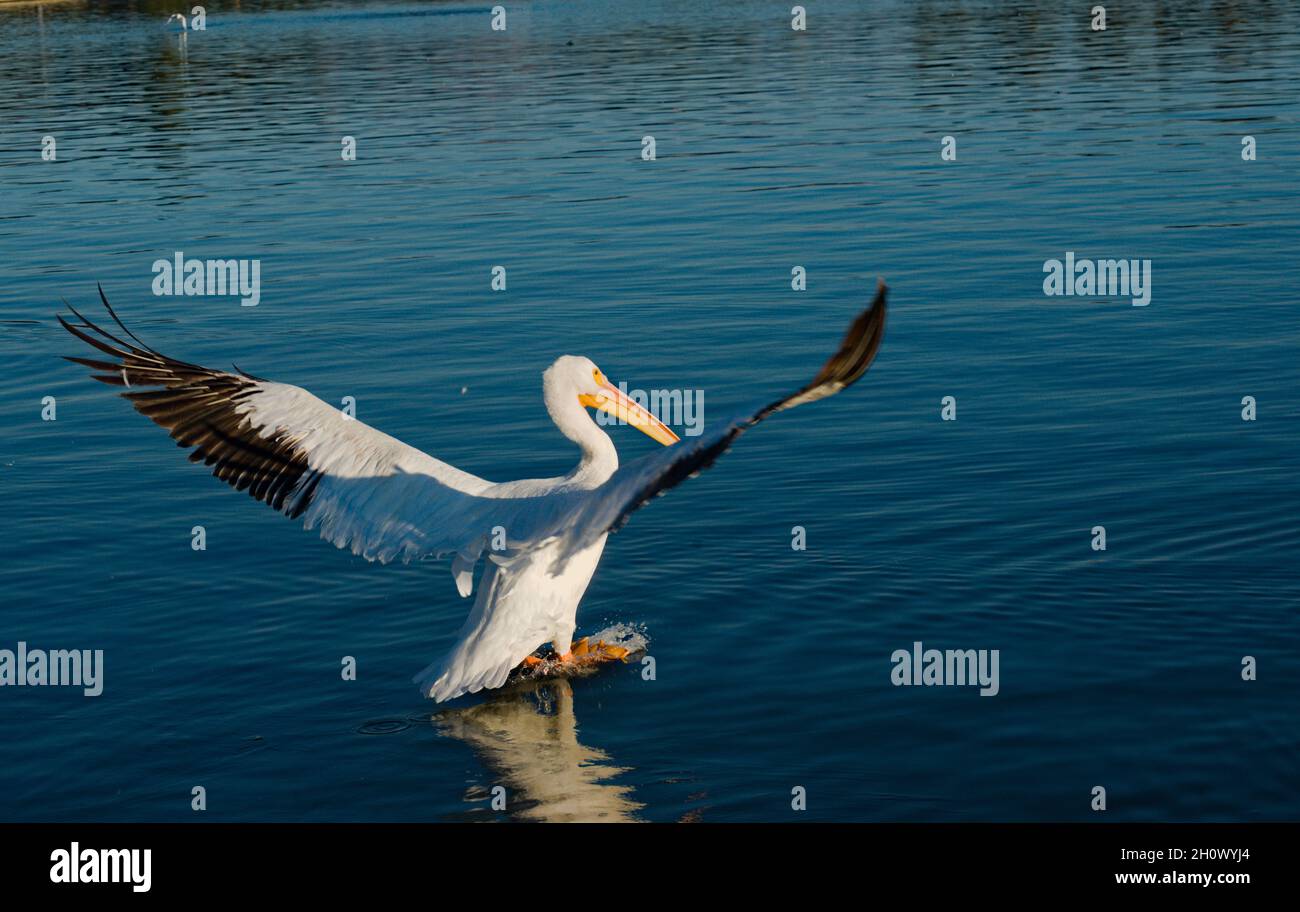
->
[545,355,679,446]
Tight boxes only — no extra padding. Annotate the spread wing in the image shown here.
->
[58,287,546,583]
[554,281,887,566]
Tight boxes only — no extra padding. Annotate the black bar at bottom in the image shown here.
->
[1,822,1283,896]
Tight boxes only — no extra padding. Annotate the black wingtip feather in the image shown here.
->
[99,282,160,354]
[758,279,887,419]
[598,281,890,541]
[59,286,319,521]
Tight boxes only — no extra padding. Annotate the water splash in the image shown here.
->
[585,622,650,656]
[507,622,650,685]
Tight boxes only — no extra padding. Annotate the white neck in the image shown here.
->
[546,391,618,487]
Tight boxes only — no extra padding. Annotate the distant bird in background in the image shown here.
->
[59,283,887,701]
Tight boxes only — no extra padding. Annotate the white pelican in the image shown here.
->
[60,282,886,701]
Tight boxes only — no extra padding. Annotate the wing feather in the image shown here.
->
[553,281,887,565]
[59,291,539,577]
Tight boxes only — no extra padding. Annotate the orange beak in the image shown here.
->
[579,375,680,446]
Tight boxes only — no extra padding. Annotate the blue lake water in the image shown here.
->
[1,0,1297,822]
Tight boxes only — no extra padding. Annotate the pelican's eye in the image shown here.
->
[593,369,605,386]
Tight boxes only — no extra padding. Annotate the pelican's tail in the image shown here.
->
[414,567,549,701]
[414,639,528,703]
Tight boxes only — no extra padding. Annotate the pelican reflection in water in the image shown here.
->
[433,677,644,823]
